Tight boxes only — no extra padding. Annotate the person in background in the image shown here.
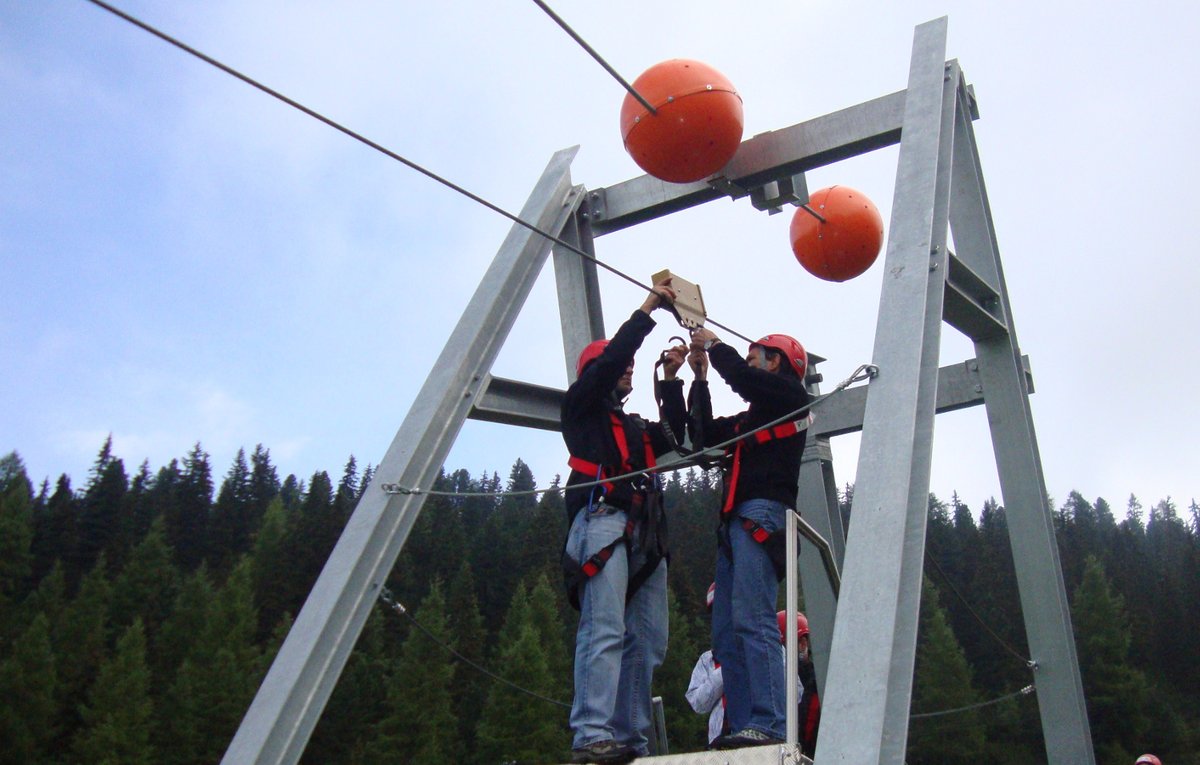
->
[778,610,821,758]
[685,584,727,747]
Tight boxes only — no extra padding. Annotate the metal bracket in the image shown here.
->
[584,188,607,223]
[706,174,752,200]
[750,173,811,215]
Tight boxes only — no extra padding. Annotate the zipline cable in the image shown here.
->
[381,363,879,497]
[81,0,754,344]
[529,0,656,115]
[379,588,571,710]
[924,547,1035,669]
[910,684,1035,721]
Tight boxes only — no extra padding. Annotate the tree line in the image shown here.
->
[0,439,1196,764]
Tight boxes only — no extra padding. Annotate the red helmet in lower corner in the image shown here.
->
[777,610,810,644]
[1135,756,1162,765]
[576,339,609,377]
[753,334,807,380]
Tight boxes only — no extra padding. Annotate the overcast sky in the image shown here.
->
[3,1,1197,517]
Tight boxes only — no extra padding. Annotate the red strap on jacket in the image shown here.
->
[567,412,656,494]
[721,415,812,517]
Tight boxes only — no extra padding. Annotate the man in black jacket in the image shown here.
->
[687,327,811,749]
[560,279,688,764]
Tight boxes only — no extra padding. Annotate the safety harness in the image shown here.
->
[720,413,812,579]
[563,411,666,609]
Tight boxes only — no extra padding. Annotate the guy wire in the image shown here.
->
[82,0,753,344]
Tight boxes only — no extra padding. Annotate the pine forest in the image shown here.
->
[0,440,1196,765]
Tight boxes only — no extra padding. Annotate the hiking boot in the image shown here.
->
[570,739,635,764]
[712,727,786,749]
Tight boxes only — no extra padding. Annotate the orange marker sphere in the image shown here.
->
[790,185,884,282]
[620,59,743,184]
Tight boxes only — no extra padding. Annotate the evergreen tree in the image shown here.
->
[335,455,360,517]
[164,445,213,572]
[123,459,157,548]
[445,560,490,765]
[109,517,178,639]
[248,444,281,527]
[21,563,67,647]
[281,470,341,616]
[152,564,215,687]
[525,573,572,703]
[73,619,155,765]
[33,474,79,588]
[251,496,291,639]
[389,471,470,616]
[52,555,112,748]
[209,447,255,575]
[1072,555,1151,763]
[0,613,57,765]
[77,436,129,573]
[161,560,262,765]
[365,582,461,765]
[475,582,566,765]
[359,463,376,498]
[907,577,986,765]
[0,469,35,625]
[303,609,389,765]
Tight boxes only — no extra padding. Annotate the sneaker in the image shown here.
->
[712,728,786,749]
[570,739,636,764]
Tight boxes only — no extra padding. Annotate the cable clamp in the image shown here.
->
[378,587,406,614]
[380,483,419,495]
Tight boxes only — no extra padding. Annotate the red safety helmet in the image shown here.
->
[575,339,609,377]
[705,582,716,611]
[753,334,807,380]
[777,610,810,644]
[1135,756,1162,765]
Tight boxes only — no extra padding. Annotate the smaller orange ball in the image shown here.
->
[790,186,884,282]
[620,59,743,184]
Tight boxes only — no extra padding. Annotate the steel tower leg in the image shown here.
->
[797,422,846,693]
[221,147,581,765]
[948,78,1096,763]
[816,19,957,764]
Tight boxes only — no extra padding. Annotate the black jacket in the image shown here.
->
[561,310,687,519]
[687,342,810,510]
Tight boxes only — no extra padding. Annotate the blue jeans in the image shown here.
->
[711,498,787,739]
[567,505,668,754]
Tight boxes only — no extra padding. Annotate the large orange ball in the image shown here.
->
[620,59,743,184]
[790,186,884,282]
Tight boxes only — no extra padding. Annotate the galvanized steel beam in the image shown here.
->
[817,19,957,764]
